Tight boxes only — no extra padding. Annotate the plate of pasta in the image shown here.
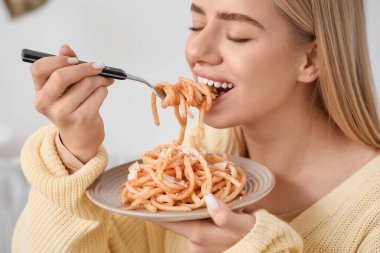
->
[86,77,275,221]
[86,147,275,221]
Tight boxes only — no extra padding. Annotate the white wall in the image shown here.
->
[0,0,191,161]
[0,0,379,161]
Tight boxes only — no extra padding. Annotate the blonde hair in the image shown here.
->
[273,0,380,148]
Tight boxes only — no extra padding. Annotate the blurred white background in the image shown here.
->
[0,0,192,162]
[0,0,379,161]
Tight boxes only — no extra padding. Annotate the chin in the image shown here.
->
[204,113,239,129]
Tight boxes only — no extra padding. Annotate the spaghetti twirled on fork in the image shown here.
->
[151,77,214,144]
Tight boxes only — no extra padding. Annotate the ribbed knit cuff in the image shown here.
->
[20,125,108,217]
[223,210,303,253]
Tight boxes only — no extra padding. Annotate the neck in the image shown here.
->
[241,99,345,177]
[239,88,377,217]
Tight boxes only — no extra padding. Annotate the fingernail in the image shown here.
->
[67,57,78,64]
[92,62,105,69]
[205,194,219,211]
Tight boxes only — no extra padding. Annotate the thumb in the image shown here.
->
[205,194,237,227]
[205,194,255,234]
[58,44,77,57]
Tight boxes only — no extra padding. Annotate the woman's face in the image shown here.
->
[186,0,310,128]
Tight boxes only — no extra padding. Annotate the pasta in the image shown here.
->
[121,143,247,212]
[151,77,214,144]
[121,77,247,212]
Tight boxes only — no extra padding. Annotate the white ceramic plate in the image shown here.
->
[86,155,275,222]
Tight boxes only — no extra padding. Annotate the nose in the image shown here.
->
[186,25,223,67]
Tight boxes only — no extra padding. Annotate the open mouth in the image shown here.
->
[196,76,235,97]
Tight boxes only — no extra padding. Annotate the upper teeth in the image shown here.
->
[197,77,234,89]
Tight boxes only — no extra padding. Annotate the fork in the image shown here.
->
[21,49,166,99]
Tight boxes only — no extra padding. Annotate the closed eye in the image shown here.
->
[189,26,203,32]
[226,34,251,43]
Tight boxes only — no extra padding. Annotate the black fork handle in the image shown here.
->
[21,49,128,80]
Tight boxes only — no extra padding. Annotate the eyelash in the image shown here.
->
[226,34,251,43]
[188,26,251,44]
[188,26,203,32]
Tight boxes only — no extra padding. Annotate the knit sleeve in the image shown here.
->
[357,225,380,252]
[12,125,149,253]
[224,210,303,253]
[183,124,248,156]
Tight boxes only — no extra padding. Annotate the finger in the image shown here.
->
[58,44,77,57]
[40,61,106,103]
[150,220,194,238]
[32,44,78,91]
[151,220,207,241]
[205,194,255,232]
[32,44,77,91]
[55,76,114,115]
[31,55,79,91]
[73,86,109,119]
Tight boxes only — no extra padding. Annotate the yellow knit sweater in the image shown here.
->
[12,125,380,252]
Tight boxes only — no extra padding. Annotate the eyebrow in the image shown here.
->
[191,3,265,30]
[191,3,206,15]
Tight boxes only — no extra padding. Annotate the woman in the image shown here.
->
[13,0,380,252]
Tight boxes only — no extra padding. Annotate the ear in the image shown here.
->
[297,42,319,83]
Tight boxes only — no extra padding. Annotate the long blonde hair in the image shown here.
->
[273,0,380,148]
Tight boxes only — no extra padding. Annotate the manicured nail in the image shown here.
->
[92,62,105,69]
[205,194,219,211]
[67,57,78,64]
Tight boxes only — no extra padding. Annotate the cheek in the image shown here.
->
[231,39,298,86]
[225,42,300,120]
[231,5,302,91]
